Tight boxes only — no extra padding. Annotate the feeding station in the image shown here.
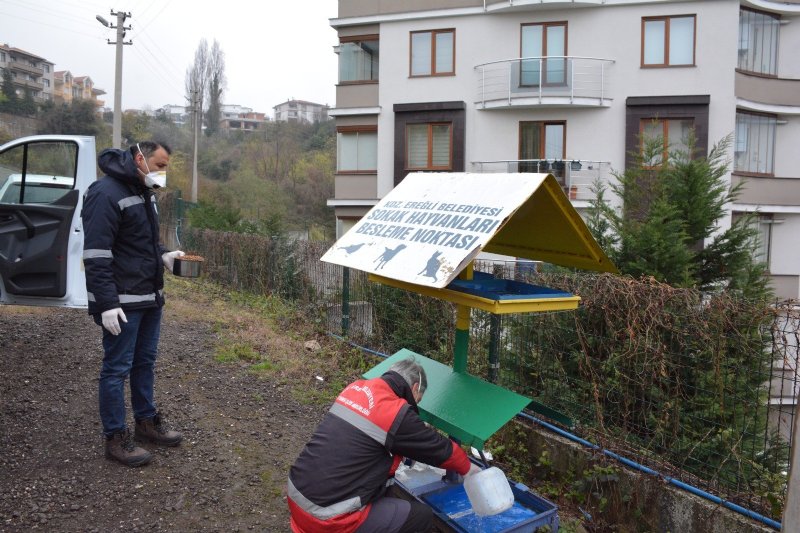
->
[321,172,617,530]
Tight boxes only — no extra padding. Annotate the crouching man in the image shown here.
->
[287,357,480,532]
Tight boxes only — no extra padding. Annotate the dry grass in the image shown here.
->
[164,275,373,404]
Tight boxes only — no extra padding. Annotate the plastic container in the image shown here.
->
[464,466,515,516]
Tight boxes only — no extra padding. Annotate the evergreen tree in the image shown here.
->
[0,69,19,113]
[587,130,770,296]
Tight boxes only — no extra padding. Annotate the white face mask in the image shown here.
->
[144,171,167,189]
[137,143,167,189]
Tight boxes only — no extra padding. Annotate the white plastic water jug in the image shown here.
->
[463,466,515,516]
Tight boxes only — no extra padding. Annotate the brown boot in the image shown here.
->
[105,429,152,467]
[135,412,182,447]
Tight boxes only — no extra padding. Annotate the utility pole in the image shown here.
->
[96,10,131,149]
[191,89,199,202]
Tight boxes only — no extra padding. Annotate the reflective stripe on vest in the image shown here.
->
[83,249,113,260]
[329,402,388,445]
[87,289,164,303]
[118,195,144,211]
[287,477,364,520]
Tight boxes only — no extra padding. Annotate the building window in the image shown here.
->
[734,112,776,175]
[337,127,377,173]
[410,29,455,77]
[738,8,779,76]
[520,22,567,86]
[642,15,695,67]
[734,212,772,267]
[640,118,694,166]
[406,123,452,170]
[519,121,565,174]
[339,35,379,83]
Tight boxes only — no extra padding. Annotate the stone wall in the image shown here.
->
[0,113,39,139]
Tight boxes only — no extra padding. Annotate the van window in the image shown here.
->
[0,141,78,205]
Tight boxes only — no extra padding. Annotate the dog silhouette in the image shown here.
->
[374,244,407,269]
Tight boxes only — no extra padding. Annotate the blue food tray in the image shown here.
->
[447,271,573,301]
[396,477,559,533]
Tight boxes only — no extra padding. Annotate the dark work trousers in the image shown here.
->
[356,497,433,533]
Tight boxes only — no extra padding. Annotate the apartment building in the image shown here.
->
[273,99,330,123]
[53,71,106,108]
[328,0,800,300]
[0,44,54,103]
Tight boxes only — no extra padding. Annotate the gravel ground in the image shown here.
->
[0,303,326,532]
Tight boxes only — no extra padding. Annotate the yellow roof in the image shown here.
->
[485,174,617,273]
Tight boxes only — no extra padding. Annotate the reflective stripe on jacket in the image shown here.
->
[287,372,471,533]
[82,148,167,315]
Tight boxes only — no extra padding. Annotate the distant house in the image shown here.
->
[54,71,105,108]
[220,104,268,132]
[0,44,54,103]
[156,104,189,125]
[273,99,330,124]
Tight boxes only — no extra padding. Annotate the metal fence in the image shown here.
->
[159,201,798,520]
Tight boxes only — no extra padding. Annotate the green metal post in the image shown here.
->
[453,262,474,374]
[488,313,500,383]
[342,267,351,336]
[453,308,470,374]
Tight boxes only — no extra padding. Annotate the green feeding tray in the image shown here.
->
[363,349,532,449]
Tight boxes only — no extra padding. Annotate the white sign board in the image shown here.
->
[321,172,548,288]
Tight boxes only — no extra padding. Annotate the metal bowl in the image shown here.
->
[172,256,203,278]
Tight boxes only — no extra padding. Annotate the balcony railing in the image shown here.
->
[471,159,611,201]
[8,60,43,76]
[474,56,614,109]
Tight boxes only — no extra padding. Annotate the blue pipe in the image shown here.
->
[328,334,782,531]
[519,413,781,531]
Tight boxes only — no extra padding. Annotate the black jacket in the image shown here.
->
[288,371,469,526]
[81,148,167,315]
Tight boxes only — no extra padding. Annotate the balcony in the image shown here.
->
[471,159,611,201]
[8,60,43,76]
[14,79,44,92]
[475,56,614,110]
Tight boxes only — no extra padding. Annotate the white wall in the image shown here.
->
[375,1,740,198]
[771,214,800,275]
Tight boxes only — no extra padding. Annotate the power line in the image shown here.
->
[4,0,96,27]
[129,45,185,102]
[133,23,186,82]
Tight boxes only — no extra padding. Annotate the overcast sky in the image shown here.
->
[1,0,339,116]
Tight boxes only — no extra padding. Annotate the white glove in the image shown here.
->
[101,308,127,336]
[162,250,185,271]
[467,463,483,477]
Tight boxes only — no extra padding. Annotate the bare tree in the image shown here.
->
[185,39,209,133]
[205,40,227,136]
[185,40,209,202]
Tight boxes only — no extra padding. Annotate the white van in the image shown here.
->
[0,135,97,308]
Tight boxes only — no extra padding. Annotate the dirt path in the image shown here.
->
[0,297,327,532]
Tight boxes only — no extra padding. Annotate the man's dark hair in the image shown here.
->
[129,141,172,158]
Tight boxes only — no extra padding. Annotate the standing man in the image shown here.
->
[288,358,481,532]
[82,141,184,467]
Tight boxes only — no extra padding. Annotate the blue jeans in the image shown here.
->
[95,307,162,436]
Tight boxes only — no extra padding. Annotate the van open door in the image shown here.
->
[0,135,96,308]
